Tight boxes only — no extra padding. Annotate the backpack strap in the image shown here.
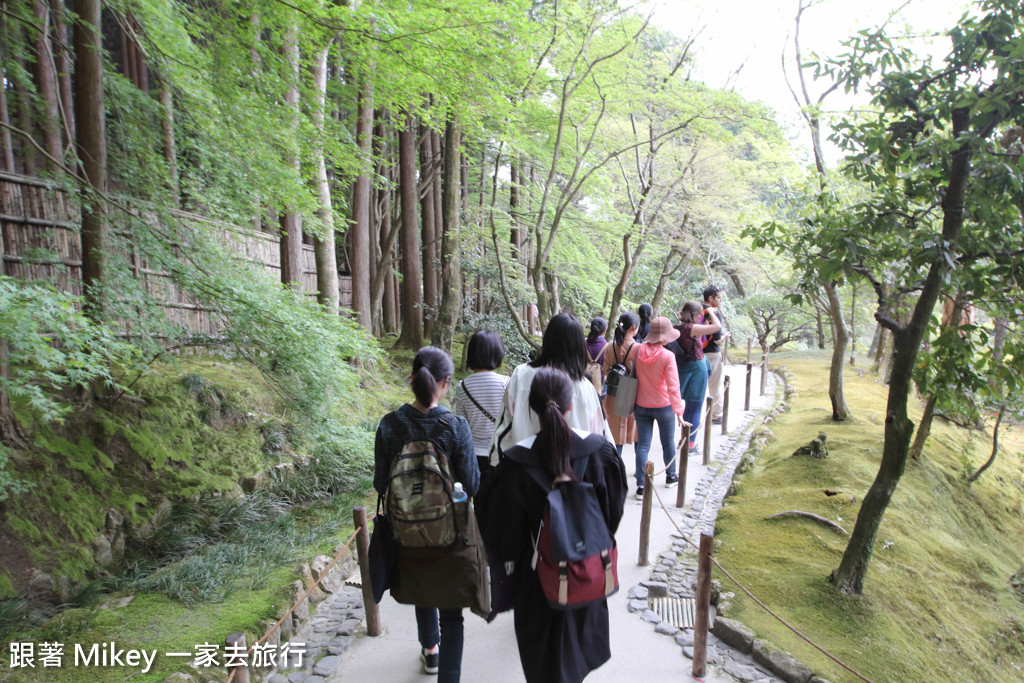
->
[461,381,496,423]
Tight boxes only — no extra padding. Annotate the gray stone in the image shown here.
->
[640,609,661,624]
[683,646,694,659]
[675,630,695,647]
[723,659,763,682]
[290,581,310,623]
[658,551,677,562]
[327,636,355,655]
[627,599,647,613]
[640,580,668,597]
[650,572,669,583]
[266,675,289,683]
[707,645,723,665]
[337,618,362,636]
[313,656,341,677]
[627,585,649,600]
[287,673,308,683]
[305,677,326,683]
[655,621,679,635]
[162,674,196,683]
[752,639,813,683]
[311,555,344,594]
[712,616,755,653]
[92,534,114,566]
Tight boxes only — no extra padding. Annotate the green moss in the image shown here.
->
[714,352,1024,683]
[0,571,15,599]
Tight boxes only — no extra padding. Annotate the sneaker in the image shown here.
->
[711,417,722,425]
[665,474,678,487]
[421,648,439,675]
[635,487,644,500]
[688,440,697,451]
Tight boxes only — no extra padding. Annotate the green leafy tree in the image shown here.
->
[757,0,1024,594]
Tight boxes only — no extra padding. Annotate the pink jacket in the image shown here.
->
[634,343,683,414]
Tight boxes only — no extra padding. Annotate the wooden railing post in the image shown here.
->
[760,347,770,396]
[675,424,690,508]
[702,397,713,465]
[746,337,752,365]
[225,632,249,683]
[353,506,382,636]
[744,362,752,411]
[721,376,730,435]
[638,461,655,566]
[692,533,714,678]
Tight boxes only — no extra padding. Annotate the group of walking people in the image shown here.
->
[371,287,728,683]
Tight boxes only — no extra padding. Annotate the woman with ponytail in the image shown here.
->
[374,346,478,681]
[477,368,627,683]
[635,303,654,343]
[488,313,612,464]
[601,311,639,455]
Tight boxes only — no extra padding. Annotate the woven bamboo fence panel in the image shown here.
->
[0,172,353,335]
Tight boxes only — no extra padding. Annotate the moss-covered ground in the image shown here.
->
[713,351,1024,683]
[0,348,411,682]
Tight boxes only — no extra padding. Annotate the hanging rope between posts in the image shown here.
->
[645,485,874,683]
[224,524,363,683]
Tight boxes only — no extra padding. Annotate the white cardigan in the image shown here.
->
[487,363,613,465]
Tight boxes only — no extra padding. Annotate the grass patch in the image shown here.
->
[714,352,1024,682]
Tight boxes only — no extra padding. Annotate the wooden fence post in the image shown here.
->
[353,506,382,636]
[760,347,770,396]
[744,362,752,411]
[692,533,714,678]
[675,424,690,508]
[225,632,249,683]
[721,376,730,435]
[638,461,655,567]
[702,397,713,465]
[746,337,752,364]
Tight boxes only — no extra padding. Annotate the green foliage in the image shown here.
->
[0,277,134,424]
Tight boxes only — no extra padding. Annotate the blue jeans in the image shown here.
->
[634,404,677,488]
[416,607,464,682]
[679,359,709,443]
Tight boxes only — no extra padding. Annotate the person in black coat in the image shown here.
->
[477,367,627,683]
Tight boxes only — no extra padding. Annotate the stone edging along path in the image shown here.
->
[625,368,835,683]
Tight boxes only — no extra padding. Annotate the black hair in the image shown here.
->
[587,317,608,344]
[466,330,505,371]
[614,311,640,346]
[636,303,653,342]
[702,285,723,302]
[528,367,575,482]
[529,312,586,381]
[410,346,455,406]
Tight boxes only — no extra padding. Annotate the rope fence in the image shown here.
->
[224,516,367,683]
[643,468,874,683]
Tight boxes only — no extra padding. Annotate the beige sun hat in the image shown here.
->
[645,316,680,345]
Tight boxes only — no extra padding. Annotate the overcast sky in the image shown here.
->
[643,0,974,159]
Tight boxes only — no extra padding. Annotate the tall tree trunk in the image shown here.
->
[0,69,14,172]
[815,307,826,349]
[312,41,339,314]
[968,404,1006,484]
[50,0,74,144]
[909,292,969,459]
[650,246,688,319]
[825,282,850,420]
[394,113,424,350]
[419,122,437,338]
[73,0,107,319]
[279,26,303,287]
[433,116,461,354]
[348,74,374,325]
[510,159,521,256]
[32,0,63,174]
[849,282,857,365]
[831,107,972,596]
[157,77,179,205]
